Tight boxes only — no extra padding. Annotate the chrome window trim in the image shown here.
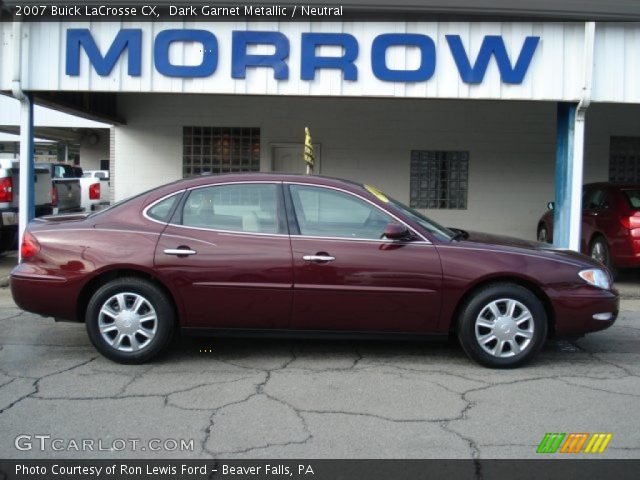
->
[285,181,431,244]
[142,190,186,226]
[143,180,432,244]
[168,181,285,237]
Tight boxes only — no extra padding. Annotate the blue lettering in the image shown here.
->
[371,34,436,82]
[66,29,141,76]
[232,31,289,80]
[301,33,358,81]
[64,28,539,85]
[154,29,218,78]
[446,35,539,84]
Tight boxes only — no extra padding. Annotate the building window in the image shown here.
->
[410,150,468,209]
[182,127,260,177]
[609,136,640,182]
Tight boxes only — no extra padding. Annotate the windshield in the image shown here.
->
[361,185,456,241]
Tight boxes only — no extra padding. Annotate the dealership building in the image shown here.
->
[1,1,640,248]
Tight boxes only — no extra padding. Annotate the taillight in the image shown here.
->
[89,182,100,200]
[51,186,58,206]
[0,177,13,202]
[620,215,640,230]
[20,231,40,260]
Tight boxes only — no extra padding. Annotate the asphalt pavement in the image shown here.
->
[0,252,639,459]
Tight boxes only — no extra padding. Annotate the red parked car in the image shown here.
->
[11,174,618,368]
[537,182,640,276]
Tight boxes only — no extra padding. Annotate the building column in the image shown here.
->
[18,92,35,256]
[554,102,586,251]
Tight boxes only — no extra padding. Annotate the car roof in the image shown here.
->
[171,172,368,191]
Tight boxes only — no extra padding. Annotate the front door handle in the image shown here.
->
[302,254,335,263]
[164,248,197,256]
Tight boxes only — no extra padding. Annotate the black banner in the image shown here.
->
[1,460,640,480]
[2,1,640,22]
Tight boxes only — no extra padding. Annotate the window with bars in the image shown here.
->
[609,137,640,182]
[182,127,260,177]
[410,150,469,209]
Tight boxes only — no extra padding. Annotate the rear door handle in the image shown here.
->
[302,254,335,263]
[164,248,197,256]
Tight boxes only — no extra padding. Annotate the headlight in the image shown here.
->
[579,269,611,290]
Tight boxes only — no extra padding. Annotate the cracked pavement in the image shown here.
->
[0,288,639,459]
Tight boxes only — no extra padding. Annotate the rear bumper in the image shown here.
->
[10,263,81,321]
[548,285,619,335]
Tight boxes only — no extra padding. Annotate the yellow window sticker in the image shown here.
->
[364,184,389,203]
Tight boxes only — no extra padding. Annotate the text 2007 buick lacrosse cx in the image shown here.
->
[10,174,618,368]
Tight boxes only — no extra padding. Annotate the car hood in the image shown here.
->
[456,230,601,268]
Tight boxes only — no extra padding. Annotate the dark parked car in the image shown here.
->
[11,174,618,368]
[537,182,640,276]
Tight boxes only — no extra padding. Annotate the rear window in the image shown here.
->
[53,165,75,179]
[622,189,640,209]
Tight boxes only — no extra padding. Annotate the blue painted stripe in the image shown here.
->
[554,102,576,249]
[26,94,35,222]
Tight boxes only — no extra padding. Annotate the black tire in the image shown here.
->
[457,283,548,368]
[85,277,175,364]
[589,236,618,280]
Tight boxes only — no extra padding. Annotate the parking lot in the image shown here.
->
[0,253,639,459]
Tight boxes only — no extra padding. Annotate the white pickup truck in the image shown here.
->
[79,170,110,212]
[37,162,83,214]
[0,159,55,253]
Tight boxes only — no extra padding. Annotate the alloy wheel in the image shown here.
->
[98,292,158,352]
[474,298,534,358]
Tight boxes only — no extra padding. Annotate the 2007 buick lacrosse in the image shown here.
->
[11,174,618,368]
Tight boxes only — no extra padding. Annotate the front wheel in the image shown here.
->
[85,278,175,364]
[457,284,548,368]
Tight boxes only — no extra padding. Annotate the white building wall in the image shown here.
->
[115,94,560,239]
[114,94,640,240]
[79,129,110,171]
[583,103,640,183]
[3,21,639,103]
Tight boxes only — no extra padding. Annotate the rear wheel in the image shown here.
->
[85,278,174,364]
[457,283,547,368]
[589,236,617,279]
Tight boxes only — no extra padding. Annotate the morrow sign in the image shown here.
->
[66,29,540,84]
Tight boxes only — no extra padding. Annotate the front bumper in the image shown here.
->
[548,284,619,336]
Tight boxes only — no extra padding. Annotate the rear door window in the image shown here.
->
[622,189,640,209]
[181,183,284,234]
[583,189,606,210]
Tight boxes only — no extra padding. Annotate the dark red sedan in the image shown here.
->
[11,174,618,368]
[537,182,640,276]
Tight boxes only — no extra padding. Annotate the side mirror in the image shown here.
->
[383,222,410,240]
[547,201,555,211]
